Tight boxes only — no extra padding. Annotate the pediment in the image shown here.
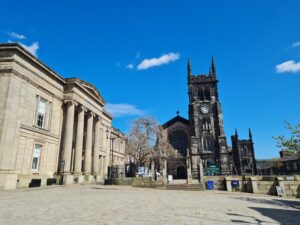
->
[65,78,106,106]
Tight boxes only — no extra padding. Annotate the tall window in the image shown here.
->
[198,89,204,101]
[204,88,211,101]
[202,135,214,152]
[35,96,51,129]
[32,144,42,171]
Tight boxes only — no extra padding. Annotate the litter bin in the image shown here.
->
[207,180,214,190]
[231,180,239,191]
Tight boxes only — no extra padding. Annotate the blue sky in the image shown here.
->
[1,0,300,159]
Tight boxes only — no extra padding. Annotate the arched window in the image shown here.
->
[198,89,204,101]
[168,129,189,156]
[201,118,211,130]
[204,88,210,101]
[202,135,214,152]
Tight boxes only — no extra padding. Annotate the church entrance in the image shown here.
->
[176,166,187,179]
[167,158,187,179]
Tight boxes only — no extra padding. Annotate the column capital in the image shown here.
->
[95,115,101,122]
[64,99,78,106]
[78,105,87,112]
[87,111,96,117]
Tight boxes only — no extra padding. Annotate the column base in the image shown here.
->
[77,175,85,184]
[63,174,74,185]
[84,175,95,183]
[94,175,103,182]
[0,172,18,190]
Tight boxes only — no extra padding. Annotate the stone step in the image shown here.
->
[165,183,205,191]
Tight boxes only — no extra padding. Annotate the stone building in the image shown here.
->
[107,127,126,178]
[231,129,257,175]
[160,58,257,179]
[0,43,124,190]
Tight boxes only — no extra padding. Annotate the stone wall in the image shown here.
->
[203,176,226,190]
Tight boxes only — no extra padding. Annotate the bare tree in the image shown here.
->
[126,117,158,168]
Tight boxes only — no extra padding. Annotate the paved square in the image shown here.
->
[0,185,299,225]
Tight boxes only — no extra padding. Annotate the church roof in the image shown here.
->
[162,115,190,129]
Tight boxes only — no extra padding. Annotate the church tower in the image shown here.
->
[188,58,229,177]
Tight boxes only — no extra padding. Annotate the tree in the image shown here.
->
[126,117,158,168]
[273,122,300,157]
[126,117,176,176]
[271,158,283,169]
[154,126,176,160]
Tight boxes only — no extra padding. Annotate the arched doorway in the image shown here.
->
[176,166,187,179]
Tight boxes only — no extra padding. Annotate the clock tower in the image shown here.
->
[187,57,229,177]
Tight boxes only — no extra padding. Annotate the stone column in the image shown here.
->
[93,116,101,176]
[84,112,94,176]
[74,106,85,175]
[198,158,204,182]
[62,100,76,174]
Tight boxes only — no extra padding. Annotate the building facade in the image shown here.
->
[160,58,257,178]
[0,43,124,190]
[231,129,257,175]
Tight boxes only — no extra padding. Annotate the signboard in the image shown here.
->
[206,165,221,175]
[276,186,285,197]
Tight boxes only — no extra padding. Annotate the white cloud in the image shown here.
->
[126,64,134,69]
[20,42,39,57]
[276,60,300,73]
[137,52,180,70]
[105,103,146,117]
[7,31,26,40]
[291,41,300,48]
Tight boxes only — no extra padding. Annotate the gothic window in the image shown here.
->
[201,118,211,130]
[202,135,214,152]
[168,130,189,156]
[198,88,204,101]
[204,88,211,101]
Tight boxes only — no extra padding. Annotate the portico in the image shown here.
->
[61,78,108,184]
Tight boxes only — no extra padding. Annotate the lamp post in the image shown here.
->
[106,128,117,182]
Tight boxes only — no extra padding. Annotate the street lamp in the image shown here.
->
[106,128,117,182]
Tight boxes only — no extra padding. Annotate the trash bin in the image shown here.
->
[207,180,214,190]
[231,180,239,191]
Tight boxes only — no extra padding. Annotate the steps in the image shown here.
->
[165,183,205,191]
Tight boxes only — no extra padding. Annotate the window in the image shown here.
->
[202,135,214,152]
[204,88,211,101]
[35,96,51,129]
[32,144,42,171]
[198,89,204,101]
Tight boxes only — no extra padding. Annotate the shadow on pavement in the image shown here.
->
[227,212,269,224]
[233,196,300,209]
[249,207,300,225]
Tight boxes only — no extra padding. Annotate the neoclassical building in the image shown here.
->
[0,43,124,190]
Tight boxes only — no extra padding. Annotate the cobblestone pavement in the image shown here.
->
[0,185,300,225]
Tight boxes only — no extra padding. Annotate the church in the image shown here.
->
[160,58,257,179]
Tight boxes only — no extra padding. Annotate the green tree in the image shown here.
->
[273,122,300,157]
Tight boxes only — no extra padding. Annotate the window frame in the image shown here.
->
[31,143,42,171]
[34,95,52,130]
